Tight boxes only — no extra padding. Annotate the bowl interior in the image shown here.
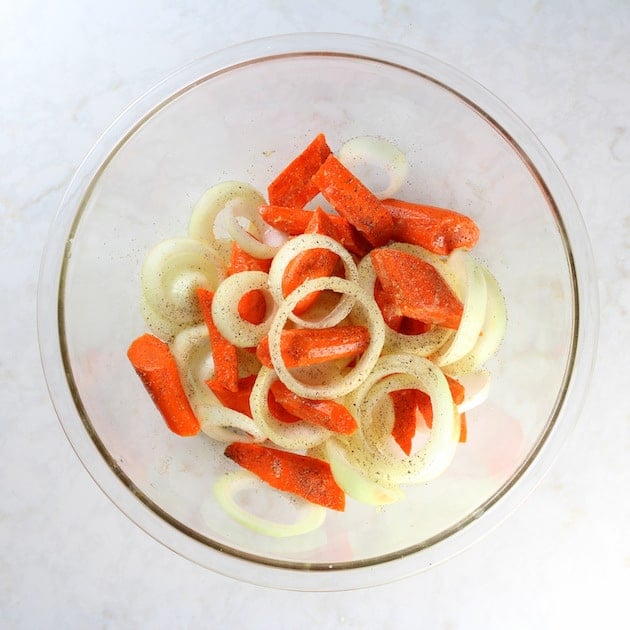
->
[54,46,577,580]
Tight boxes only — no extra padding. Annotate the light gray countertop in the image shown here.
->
[2,1,628,628]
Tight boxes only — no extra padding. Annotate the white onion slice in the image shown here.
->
[267,233,359,328]
[444,266,507,374]
[345,353,460,485]
[198,405,266,443]
[456,370,491,413]
[268,277,385,399]
[337,136,409,199]
[226,199,285,259]
[188,181,265,246]
[140,293,188,342]
[356,243,455,357]
[249,367,331,450]
[141,237,224,327]
[325,439,404,506]
[432,249,487,367]
[211,271,275,347]
[213,471,326,537]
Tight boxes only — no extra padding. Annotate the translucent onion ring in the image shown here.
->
[356,243,454,356]
[249,367,331,450]
[337,136,409,199]
[267,233,359,329]
[455,370,491,413]
[198,405,266,443]
[345,353,459,485]
[324,439,404,506]
[443,266,507,375]
[213,471,326,537]
[141,237,225,327]
[188,181,265,246]
[226,199,285,259]
[268,276,385,399]
[211,271,275,347]
[432,249,488,367]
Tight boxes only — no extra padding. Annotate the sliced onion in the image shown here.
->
[456,370,491,413]
[211,271,275,347]
[443,266,507,374]
[356,243,454,357]
[188,181,265,246]
[337,136,409,199]
[325,439,404,506]
[267,233,359,328]
[268,277,385,399]
[140,293,189,342]
[213,471,326,537]
[226,199,285,259]
[432,249,487,367]
[198,405,266,443]
[141,237,224,327]
[249,367,331,450]
[345,353,460,485]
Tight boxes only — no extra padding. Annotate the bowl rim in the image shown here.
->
[37,32,599,590]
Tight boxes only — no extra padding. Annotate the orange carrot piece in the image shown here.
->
[127,334,200,436]
[270,380,358,435]
[267,390,302,423]
[383,198,480,255]
[312,154,394,247]
[227,243,270,325]
[459,413,467,443]
[282,247,339,315]
[373,278,404,330]
[305,207,371,257]
[370,249,463,330]
[206,374,257,418]
[196,288,239,392]
[390,389,419,455]
[224,442,345,511]
[259,205,314,235]
[256,326,370,369]
[267,133,332,207]
[397,318,431,336]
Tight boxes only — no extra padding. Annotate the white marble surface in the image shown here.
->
[1,1,628,628]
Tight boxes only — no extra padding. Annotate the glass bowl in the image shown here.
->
[38,33,598,590]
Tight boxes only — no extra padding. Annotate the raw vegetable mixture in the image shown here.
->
[128,134,507,536]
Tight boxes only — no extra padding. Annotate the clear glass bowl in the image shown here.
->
[38,33,598,590]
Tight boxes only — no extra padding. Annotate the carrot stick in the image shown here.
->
[383,198,480,255]
[312,154,394,246]
[256,326,371,369]
[224,442,346,511]
[373,278,404,330]
[459,413,467,443]
[370,248,463,329]
[390,389,419,455]
[196,288,239,392]
[267,133,332,207]
[305,207,371,257]
[206,374,257,418]
[270,380,358,435]
[127,334,200,436]
[267,390,302,423]
[227,243,270,325]
[282,247,339,315]
[259,205,314,235]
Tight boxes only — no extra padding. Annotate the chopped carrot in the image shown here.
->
[459,413,467,443]
[282,247,339,315]
[373,278,404,330]
[224,442,345,511]
[383,198,480,255]
[259,205,314,235]
[390,389,419,455]
[370,249,463,329]
[267,133,332,207]
[305,207,371,257]
[196,288,239,392]
[312,154,394,247]
[227,243,270,325]
[267,390,302,423]
[127,334,200,436]
[397,318,431,336]
[270,380,358,435]
[446,375,465,405]
[256,326,371,369]
[206,374,257,418]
